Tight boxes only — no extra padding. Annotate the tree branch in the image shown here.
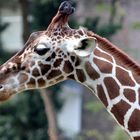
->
[40,89,59,140]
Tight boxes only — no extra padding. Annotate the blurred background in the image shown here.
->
[0,0,140,140]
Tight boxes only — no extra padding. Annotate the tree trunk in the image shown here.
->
[19,0,30,42]
[40,89,59,140]
[109,0,118,24]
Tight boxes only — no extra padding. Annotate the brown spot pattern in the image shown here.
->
[55,76,64,82]
[77,30,84,35]
[97,84,108,107]
[53,59,63,67]
[124,89,136,103]
[57,36,61,40]
[27,78,36,88]
[76,69,86,82]
[70,56,76,63]
[56,48,60,52]
[85,62,100,80]
[94,58,113,73]
[32,68,40,77]
[38,62,51,75]
[51,52,56,58]
[139,88,140,106]
[111,100,131,126]
[47,70,61,80]
[53,32,58,36]
[104,77,120,99]
[74,35,80,38]
[128,109,140,132]
[46,56,51,61]
[94,49,113,62]
[75,57,81,66]
[134,137,140,140]
[38,78,46,87]
[18,73,28,83]
[68,74,75,80]
[133,72,140,84]
[63,61,73,74]
[29,61,35,67]
[116,67,135,86]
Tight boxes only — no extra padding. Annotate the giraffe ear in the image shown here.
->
[74,37,96,57]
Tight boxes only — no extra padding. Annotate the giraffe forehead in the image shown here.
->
[38,35,51,44]
[48,27,88,43]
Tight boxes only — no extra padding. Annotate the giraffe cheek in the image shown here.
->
[18,73,29,83]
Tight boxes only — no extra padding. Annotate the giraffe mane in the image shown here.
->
[93,34,140,75]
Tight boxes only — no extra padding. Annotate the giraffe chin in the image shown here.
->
[0,87,22,102]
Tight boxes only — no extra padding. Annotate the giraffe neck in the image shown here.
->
[73,38,140,140]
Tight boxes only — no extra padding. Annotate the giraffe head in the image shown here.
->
[0,1,95,101]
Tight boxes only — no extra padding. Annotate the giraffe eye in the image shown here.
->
[34,44,50,56]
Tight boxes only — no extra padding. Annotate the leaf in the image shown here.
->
[85,101,104,113]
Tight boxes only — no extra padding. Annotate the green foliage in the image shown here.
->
[131,22,140,30]
[95,3,111,13]
[85,101,104,113]
[109,126,130,140]
[85,129,103,140]
[83,17,122,39]
[0,91,49,140]
[83,1,123,39]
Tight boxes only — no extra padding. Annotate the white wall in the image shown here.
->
[57,81,83,138]
[1,15,23,51]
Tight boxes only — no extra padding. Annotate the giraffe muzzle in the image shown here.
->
[0,84,14,101]
[0,66,23,101]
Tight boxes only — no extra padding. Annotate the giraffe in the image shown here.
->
[0,1,140,140]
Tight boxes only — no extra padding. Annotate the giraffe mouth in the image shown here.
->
[0,87,16,101]
[0,82,26,101]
